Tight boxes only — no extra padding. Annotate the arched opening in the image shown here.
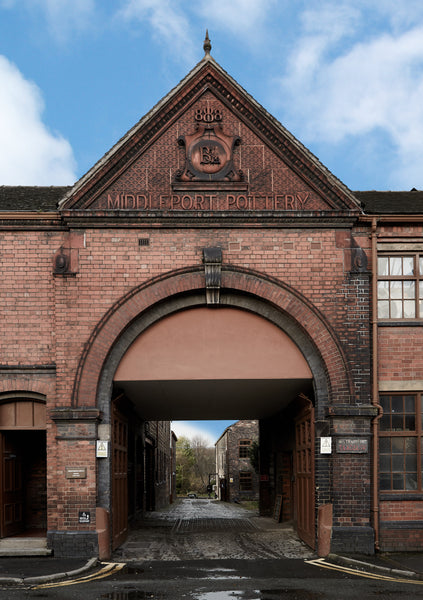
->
[0,395,47,538]
[80,269,349,557]
[105,304,319,550]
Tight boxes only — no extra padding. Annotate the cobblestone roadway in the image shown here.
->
[114,499,315,562]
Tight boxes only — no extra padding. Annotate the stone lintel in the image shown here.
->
[326,405,378,418]
[50,407,101,423]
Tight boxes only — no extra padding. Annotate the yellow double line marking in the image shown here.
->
[306,558,423,585]
[33,562,126,589]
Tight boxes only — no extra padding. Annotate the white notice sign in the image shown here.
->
[96,440,109,458]
[320,437,332,454]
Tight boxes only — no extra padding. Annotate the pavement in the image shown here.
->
[0,499,421,586]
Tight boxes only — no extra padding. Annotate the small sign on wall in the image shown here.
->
[320,437,332,454]
[79,511,90,524]
[336,438,368,454]
[96,440,109,458]
[65,467,87,479]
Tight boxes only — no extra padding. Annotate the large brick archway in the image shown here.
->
[73,265,352,416]
[78,265,353,547]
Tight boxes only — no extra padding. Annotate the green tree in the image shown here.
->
[175,436,195,494]
[175,435,216,495]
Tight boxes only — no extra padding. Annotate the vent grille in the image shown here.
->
[138,238,150,247]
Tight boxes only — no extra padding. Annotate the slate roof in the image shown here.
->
[0,186,71,212]
[354,190,423,214]
[1,186,423,215]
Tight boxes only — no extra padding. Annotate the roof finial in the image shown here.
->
[203,30,211,56]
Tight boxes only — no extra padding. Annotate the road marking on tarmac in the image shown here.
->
[32,562,126,589]
[306,558,423,585]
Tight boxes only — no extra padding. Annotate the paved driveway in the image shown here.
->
[114,499,315,561]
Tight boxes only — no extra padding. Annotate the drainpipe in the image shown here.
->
[371,217,383,551]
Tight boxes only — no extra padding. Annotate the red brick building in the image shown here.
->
[1,37,423,557]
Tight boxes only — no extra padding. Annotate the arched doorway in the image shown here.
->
[0,395,47,537]
[73,268,350,555]
[95,292,333,551]
[110,306,315,549]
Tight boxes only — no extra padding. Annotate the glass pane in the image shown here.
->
[403,256,414,275]
[404,396,415,412]
[392,396,403,413]
[379,455,391,471]
[392,438,405,453]
[405,438,417,452]
[404,415,415,430]
[404,301,416,318]
[392,415,403,430]
[405,454,417,470]
[404,281,415,298]
[378,257,389,276]
[420,256,423,275]
[380,474,391,490]
[405,473,417,490]
[392,455,404,471]
[379,437,391,452]
[390,281,402,299]
[391,300,403,319]
[392,473,404,490]
[390,257,403,275]
[377,281,389,299]
[378,301,389,319]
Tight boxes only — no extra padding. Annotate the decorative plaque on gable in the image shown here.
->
[174,108,243,184]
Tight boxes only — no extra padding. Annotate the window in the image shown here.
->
[239,439,251,458]
[379,394,423,491]
[239,471,252,491]
[377,254,423,319]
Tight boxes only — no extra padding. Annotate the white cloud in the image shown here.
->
[278,3,423,189]
[0,55,76,185]
[196,0,276,37]
[171,422,216,447]
[118,0,196,64]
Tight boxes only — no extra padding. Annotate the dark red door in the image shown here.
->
[295,406,315,549]
[0,433,24,537]
[112,405,128,550]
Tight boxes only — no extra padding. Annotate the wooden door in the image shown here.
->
[145,442,155,511]
[0,433,24,537]
[295,406,315,549]
[112,405,128,550]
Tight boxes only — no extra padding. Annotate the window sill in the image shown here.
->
[380,493,423,501]
[378,321,423,327]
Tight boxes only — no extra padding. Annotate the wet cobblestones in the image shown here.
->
[114,499,315,562]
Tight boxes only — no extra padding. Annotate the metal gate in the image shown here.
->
[295,405,315,549]
[112,404,128,550]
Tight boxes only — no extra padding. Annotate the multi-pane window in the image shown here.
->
[377,255,423,319]
[239,439,251,458]
[239,471,252,491]
[379,394,423,492]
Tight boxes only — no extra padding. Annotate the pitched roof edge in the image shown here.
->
[60,54,361,212]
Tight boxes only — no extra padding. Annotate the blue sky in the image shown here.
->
[1,1,423,190]
[2,1,423,445]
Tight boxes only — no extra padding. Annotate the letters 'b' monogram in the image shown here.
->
[200,146,220,165]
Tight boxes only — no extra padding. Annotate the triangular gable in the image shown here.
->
[60,51,361,215]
